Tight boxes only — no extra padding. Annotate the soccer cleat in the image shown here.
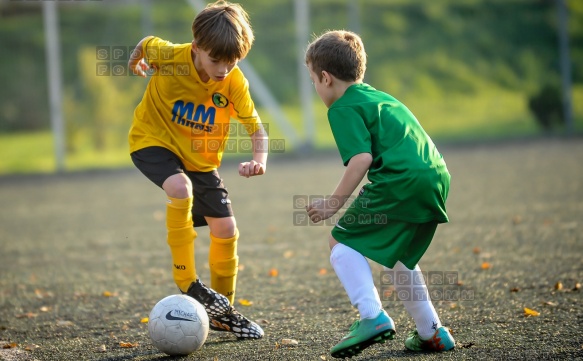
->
[330,310,396,359]
[404,326,455,352]
[207,308,264,339]
[183,279,264,339]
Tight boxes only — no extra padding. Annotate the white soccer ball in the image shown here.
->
[148,294,209,355]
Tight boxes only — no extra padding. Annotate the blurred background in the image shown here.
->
[0,0,581,174]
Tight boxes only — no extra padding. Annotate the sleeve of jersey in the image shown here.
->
[143,37,175,67]
[229,70,262,135]
[328,107,372,166]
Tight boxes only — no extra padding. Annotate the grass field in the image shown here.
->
[2,86,582,176]
[0,138,581,360]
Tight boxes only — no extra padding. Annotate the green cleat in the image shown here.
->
[404,326,455,352]
[330,310,395,359]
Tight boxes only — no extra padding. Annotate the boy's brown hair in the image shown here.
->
[192,1,254,63]
[305,30,367,82]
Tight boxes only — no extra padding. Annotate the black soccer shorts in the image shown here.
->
[131,146,233,227]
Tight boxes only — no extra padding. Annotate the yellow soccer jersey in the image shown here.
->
[129,37,262,172]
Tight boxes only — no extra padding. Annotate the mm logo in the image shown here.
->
[212,93,229,108]
[174,264,186,270]
[172,100,216,126]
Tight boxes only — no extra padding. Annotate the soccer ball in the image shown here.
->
[148,294,209,355]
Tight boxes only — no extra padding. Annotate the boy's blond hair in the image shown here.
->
[192,1,254,63]
[305,30,367,82]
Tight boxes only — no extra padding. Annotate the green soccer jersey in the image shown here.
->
[327,83,450,223]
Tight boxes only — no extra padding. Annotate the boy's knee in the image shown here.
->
[208,217,237,239]
[328,234,339,251]
[163,173,192,198]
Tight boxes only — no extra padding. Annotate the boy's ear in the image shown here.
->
[191,41,198,53]
[322,71,333,86]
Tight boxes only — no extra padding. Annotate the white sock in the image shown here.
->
[330,243,383,320]
[386,261,441,339]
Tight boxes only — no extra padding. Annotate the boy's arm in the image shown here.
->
[238,123,268,178]
[128,35,155,78]
[307,152,372,223]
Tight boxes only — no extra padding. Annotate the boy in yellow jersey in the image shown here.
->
[127,1,266,339]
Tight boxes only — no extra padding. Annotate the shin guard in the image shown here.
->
[166,196,197,293]
[209,230,239,304]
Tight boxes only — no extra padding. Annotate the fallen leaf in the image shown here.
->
[152,210,164,221]
[95,344,107,353]
[318,268,327,275]
[542,301,558,307]
[524,307,540,317]
[512,215,522,225]
[140,317,149,323]
[256,319,270,325]
[510,287,520,293]
[57,320,74,327]
[481,262,492,270]
[268,268,279,277]
[574,283,581,291]
[34,289,53,299]
[238,299,253,306]
[280,338,299,346]
[39,306,51,312]
[554,281,563,291]
[119,342,138,348]
[103,291,113,297]
[2,342,17,349]
[472,247,481,254]
[320,355,327,360]
[283,250,294,259]
[24,344,39,351]
[449,303,458,309]
[15,312,37,319]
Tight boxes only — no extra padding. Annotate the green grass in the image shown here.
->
[0,131,132,175]
[2,84,581,175]
[0,132,56,174]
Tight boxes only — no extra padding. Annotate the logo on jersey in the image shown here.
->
[171,100,216,132]
[212,93,229,108]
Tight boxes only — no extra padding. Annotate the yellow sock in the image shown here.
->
[209,229,239,304]
[166,196,197,293]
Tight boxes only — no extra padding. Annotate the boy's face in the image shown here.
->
[307,63,334,108]
[192,42,238,82]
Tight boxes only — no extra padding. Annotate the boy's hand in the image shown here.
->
[239,160,265,178]
[130,58,153,78]
[306,198,340,223]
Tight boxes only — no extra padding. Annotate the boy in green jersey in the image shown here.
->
[305,30,455,358]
